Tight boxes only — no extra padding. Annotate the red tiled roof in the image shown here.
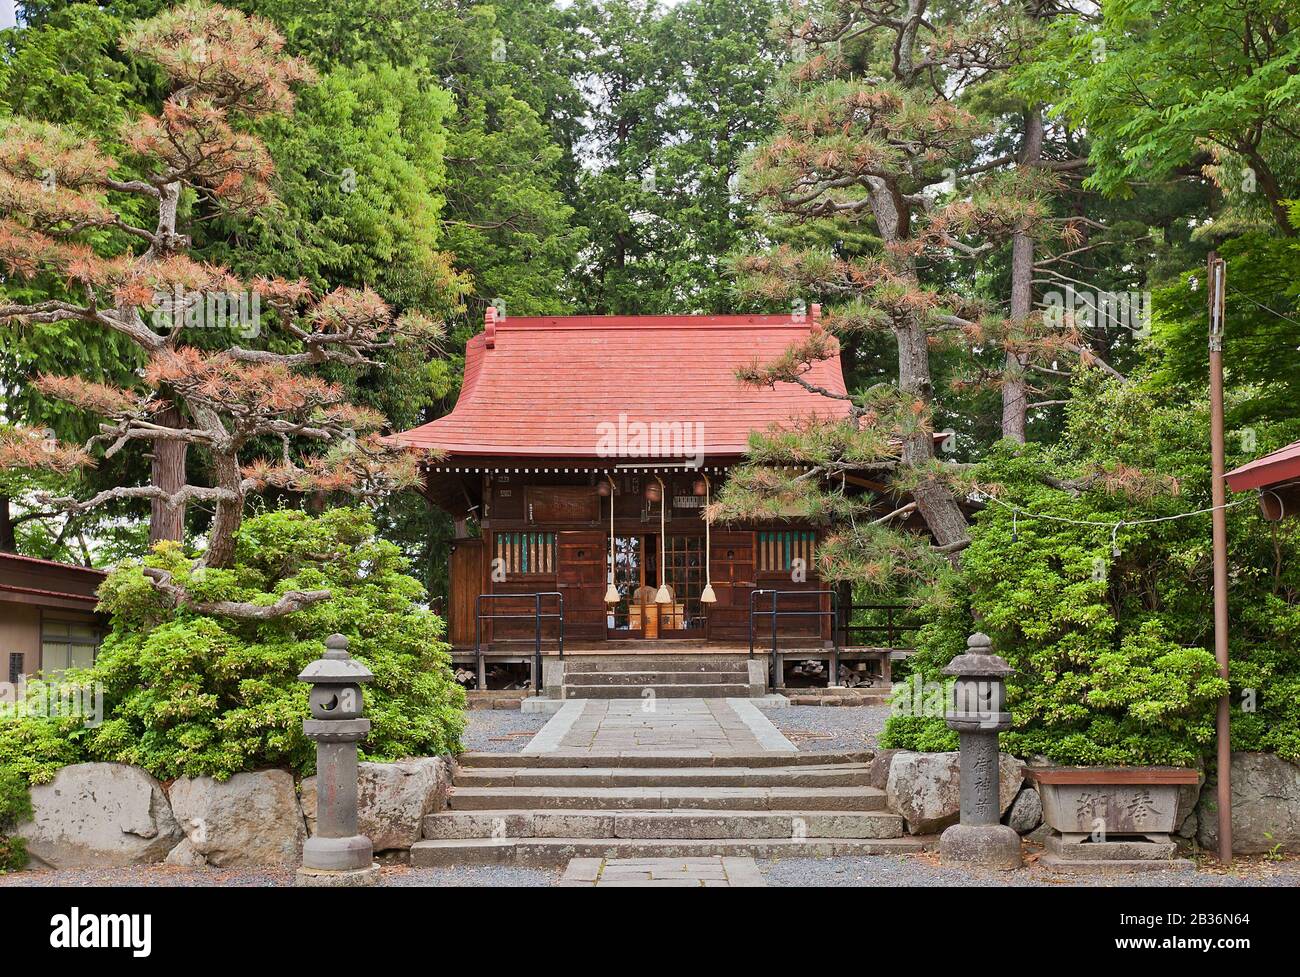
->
[1226,439,1300,492]
[390,310,851,458]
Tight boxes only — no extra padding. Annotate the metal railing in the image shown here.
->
[473,592,565,695]
[748,589,839,688]
[837,602,918,648]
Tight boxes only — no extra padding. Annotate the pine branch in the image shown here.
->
[142,567,331,620]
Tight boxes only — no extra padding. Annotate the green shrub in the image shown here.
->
[883,376,1300,765]
[4,507,465,784]
[0,767,32,872]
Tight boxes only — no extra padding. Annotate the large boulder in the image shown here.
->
[1005,786,1043,834]
[167,769,305,867]
[1197,752,1300,854]
[868,749,900,791]
[18,763,182,868]
[301,757,451,852]
[886,751,1024,835]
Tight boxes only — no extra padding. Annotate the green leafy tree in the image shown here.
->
[1151,233,1300,427]
[572,0,783,313]
[1038,0,1300,236]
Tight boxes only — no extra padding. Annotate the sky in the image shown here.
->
[1,0,16,31]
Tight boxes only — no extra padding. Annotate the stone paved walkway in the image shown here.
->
[522,698,796,755]
[559,855,766,887]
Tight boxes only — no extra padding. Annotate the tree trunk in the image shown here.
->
[0,497,16,552]
[149,405,188,546]
[1002,107,1045,443]
[868,180,971,553]
[202,452,244,569]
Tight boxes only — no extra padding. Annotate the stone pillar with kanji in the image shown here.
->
[939,632,1023,870]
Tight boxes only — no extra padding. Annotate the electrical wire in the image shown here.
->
[971,488,1249,532]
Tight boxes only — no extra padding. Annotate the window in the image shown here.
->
[756,531,816,573]
[40,620,100,675]
[8,654,21,684]
[493,532,556,576]
[662,536,706,630]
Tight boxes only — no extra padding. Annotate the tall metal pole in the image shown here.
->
[1207,251,1232,865]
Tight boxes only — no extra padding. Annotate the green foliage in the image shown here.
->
[1,508,465,784]
[86,507,466,779]
[570,0,782,313]
[884,374,1300,765]
[0,767,32,872]
[1150,233,1300,427]
[1035,0,1300,234]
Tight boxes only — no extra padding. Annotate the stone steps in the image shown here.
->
[410,836,927,867]
[446,784,888,811]
[421,746,921,866]
[564,682,752,699]
[458,750,874,768]
[454,764,873,788]
[424,808,906,840]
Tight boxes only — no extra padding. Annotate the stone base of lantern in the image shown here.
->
[294,864,382,888]
[939,822,1023,871]
[303,834,375,872]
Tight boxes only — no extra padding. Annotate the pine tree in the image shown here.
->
[718,0,1122,578]
[0,3,441,615]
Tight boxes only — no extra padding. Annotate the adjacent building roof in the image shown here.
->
[0,552,106,611]
[389,309,850,459]
[1226,439,1300,492]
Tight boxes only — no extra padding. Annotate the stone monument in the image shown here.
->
[938,632,1023,870]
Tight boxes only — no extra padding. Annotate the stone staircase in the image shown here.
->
[411,750,929,866]
[560,655,757,700]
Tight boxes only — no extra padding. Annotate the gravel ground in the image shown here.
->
[382,864,559,887]
[769,703,890,753]
[760,852,1300,887]
[461,708,549,753]
[0,863,559,887]
[8,853,1294,888]
[0,865,297,887]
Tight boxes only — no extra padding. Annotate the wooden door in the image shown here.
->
[557,531,606,640]
[705,531,754,642]
[448,538,485,648]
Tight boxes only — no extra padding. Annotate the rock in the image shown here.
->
[1197,752,1300,854]
[301,757,451,852]
[868,749,899,791]
[163,838,206,867]
[886,751,1024,835]
[1024,823,1052,846]
[17,763,182,868]
[1176,786,1200,840]
[1006,786,1043,834]
[167,769,305,867]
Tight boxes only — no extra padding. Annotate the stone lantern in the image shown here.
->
[939,632,1023,870]
[295,633,380,887]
